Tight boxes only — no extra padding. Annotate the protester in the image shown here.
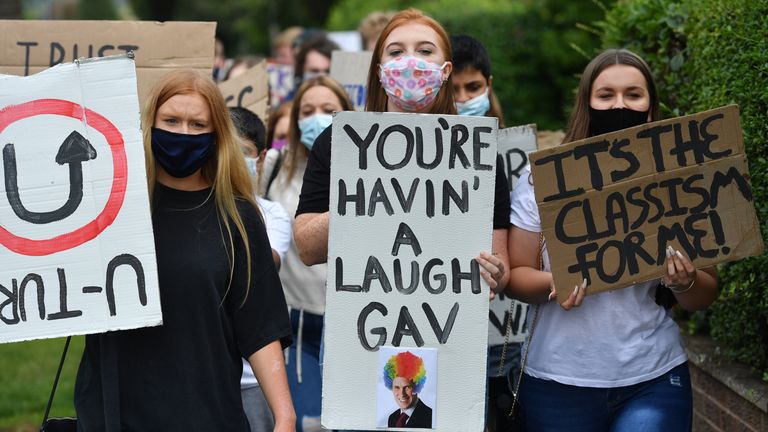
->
[506,48,719,432]
[259,102,292,197]
[74,70,295,431]
[228,106,290,267]
[273,26,304,66]
[358,11,396,51]
[262,76,353,432]
[450,34,506,127]
[451,32,515,432]
[267,102,292,151]
[213,37,230,82]
[293,34,339,88]
[294,8,510,291]
[230,106,293,432]
[226,55,264,81]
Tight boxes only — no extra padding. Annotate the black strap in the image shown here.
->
[41,336,72,428]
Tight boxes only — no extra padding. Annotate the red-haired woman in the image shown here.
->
[294,8,510,291]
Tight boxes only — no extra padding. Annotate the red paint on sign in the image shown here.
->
[0,99,128,256]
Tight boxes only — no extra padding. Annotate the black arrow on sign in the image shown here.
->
[3,130,97,224]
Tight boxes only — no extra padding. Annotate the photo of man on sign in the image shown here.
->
[378,348,436,429]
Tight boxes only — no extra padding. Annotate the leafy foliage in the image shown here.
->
[329,0,609,130]
[600,0,768,379]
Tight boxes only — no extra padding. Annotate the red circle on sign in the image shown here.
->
[0,99,128,256]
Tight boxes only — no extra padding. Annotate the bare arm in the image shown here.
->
[506,225,552,304]
[248,341,296,432]
[294,212,329,265]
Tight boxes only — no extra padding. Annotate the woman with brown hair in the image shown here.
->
[506,49,718,431]
[74,70,294,431]
[262,75,353,432]
[294,9,510,293]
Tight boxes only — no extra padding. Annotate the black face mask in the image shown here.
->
[588,107,649,137]
[151,128,216,178]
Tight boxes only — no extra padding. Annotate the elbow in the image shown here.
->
[293,228,319,266]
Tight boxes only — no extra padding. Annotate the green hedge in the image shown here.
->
[327,0,608,130]
[600,0,768,380]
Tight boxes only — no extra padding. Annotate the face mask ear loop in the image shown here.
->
[440,61,450,84]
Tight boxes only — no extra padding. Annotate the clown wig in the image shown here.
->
[383,351,427,393]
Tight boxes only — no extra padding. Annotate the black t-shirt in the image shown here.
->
[296,125,511,229]
[74,184,292,431]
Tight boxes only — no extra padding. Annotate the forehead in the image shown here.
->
[157,93,211,117]
[592,64,648,90]
[300,85,341,105]
[453,67,486,85]
[392,376,413,386]
[383,23,442,48]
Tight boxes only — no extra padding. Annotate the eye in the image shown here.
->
[192,121,207,129]
[163,118,178,125]
[468,84,482,92]
[388,49,403,57]
[417,48,433,55]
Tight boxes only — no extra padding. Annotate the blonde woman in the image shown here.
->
[74,70,294,431]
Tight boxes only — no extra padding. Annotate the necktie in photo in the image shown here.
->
[395,412,409,427]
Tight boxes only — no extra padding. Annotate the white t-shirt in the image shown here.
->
[241,196,293,389]
[510,165,687,388]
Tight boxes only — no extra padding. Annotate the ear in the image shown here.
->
[488,74,493,88]
[441,61,453,83]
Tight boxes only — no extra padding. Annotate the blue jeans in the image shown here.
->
[286,309,323,432]
[518,362,692,432]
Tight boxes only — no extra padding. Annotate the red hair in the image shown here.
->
[365,8,456,115]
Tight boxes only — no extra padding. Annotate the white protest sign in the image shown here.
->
[0,55,161,344]
[330,50,373,111]
[487,124,538,345]
[324,112,497,431]
[267,62,294,108]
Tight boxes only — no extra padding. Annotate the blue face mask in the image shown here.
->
[151,127,216,178]
[456,90,491,116]
[244,156,259,178]
[298,113,333,150]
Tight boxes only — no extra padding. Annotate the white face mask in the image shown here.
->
[455,89,491,116]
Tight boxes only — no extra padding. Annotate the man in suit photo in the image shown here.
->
[384,351,433,428]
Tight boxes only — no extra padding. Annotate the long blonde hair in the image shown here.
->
[142,69,259,302]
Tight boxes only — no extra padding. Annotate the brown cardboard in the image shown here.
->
[528,105,764,302]
[0,20,216,103]
[217,60,269,120]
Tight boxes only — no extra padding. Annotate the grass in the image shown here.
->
[0,336,83,432]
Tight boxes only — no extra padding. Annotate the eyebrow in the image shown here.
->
[385,41,437,50]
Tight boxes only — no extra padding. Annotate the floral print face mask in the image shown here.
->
[379,55,448,112]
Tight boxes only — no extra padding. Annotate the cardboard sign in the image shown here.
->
[330,50,373,111]
[267,62,293,108]
[529,106,764,302]
[218,60,269,120]
[324,112,497,431]
[0,56,161,344]
[0,20,216,103]
[488,124,538,346]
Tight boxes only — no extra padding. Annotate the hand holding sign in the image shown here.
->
[528,106,763,304]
